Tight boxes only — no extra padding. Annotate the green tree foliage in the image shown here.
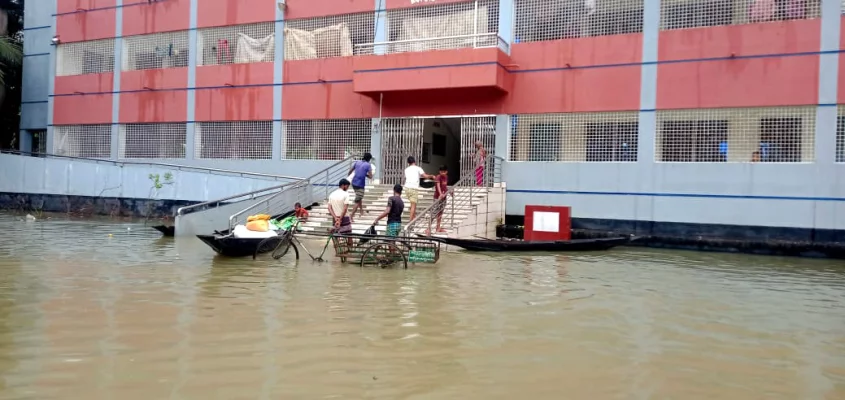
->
[0,0,23,150]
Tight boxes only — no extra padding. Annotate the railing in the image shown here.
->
[354,33,508,56]
[226,154,360,232]
[402,156,504,235]
[1,150,301,182]
[176,181,302,217]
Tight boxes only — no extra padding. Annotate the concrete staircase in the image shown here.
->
[298,184,500,238]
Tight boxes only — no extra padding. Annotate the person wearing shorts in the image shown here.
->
[403,156,434,222]
[328,179,353,235]
[348,153,373,222]
[374,184,405,237]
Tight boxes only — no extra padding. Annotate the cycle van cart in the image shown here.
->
[253,221,440,269]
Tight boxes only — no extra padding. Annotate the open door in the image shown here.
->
[460,116,496,186]
[380,118,425,185]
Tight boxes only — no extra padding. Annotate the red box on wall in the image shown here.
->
[524,206,571,242]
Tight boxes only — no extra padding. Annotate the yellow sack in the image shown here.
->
[246,220,270,232]
[247,214,271,222]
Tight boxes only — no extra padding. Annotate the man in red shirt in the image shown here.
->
[432,165,451,234]
[294,202,309,220]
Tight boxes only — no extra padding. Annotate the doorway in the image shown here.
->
[380,116,496,186]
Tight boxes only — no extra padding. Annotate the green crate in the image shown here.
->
[408,249,436,263]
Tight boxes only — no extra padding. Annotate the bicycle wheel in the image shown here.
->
[253,236,282,260]
[361,243,408,269]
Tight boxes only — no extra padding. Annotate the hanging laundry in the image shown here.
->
[749,0,776,22]
[235,33,275,63]
[216,39,232,64]
[584,0,596,15]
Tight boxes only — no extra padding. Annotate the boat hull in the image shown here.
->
[197,234,271,258]
[152,225,175,237]
[427,236,631,252]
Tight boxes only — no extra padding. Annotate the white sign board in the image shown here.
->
[533,211,559,233]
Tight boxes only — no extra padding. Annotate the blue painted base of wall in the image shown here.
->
[504,215,845,259]
[0,192,197,219]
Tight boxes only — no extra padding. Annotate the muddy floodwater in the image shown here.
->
[0,213,844,399]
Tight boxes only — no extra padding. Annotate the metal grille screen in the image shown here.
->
[196,121,273,159]
[284,119,372,160]
[56,39,116,76]
[511,112,639,162]
[122,31,191,71]
[119,123,187,159]
[53,125,112,158]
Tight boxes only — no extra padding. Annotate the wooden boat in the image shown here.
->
[197,233,275,257]
[152,225,175,237]
[422,235,632,252]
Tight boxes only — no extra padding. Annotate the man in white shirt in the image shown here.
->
[403,156,435,222]
[328,179,352,234]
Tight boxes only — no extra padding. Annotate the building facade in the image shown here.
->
[15,0,845,239]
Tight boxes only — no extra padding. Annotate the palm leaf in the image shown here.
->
[0,35,22,87]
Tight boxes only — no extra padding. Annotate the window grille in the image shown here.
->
[510,112,639,162]
[381,0,500,53]
[284,119,372,160]
[514,0,643,43]
[122,31,190,71]
[196,121,273,159]
[656,107,816,163]
[837,106,845,163]
[53,125,112,158]
[118,123,187,159]
[197,22,275,66]
[660,0,821,31]
[56,39,115,76]
[285,11,375,60]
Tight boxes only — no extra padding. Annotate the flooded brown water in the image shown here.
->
[0,213,844,399]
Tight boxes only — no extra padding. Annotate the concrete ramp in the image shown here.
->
[174,192,276,236]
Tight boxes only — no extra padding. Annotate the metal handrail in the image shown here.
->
[402,156,504,235]
[226,154,360,232]
[176,180,301,216]
[1,150,302,182]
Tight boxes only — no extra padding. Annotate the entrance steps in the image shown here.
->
[299,184,496,238]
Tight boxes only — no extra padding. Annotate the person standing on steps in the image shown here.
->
[403,156,435,222]
[373,184,405,237]
[347,152,373,222]
[474,141,487,187]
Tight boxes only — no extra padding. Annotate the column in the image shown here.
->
[497,0,514,54]
[273,4,286,160]
[110,0,123,159]
[18,131,32,152]
[371,118,382,182]
[816,0,840,165]
[637,0,659,166]
[46,3,58,154]
[494,115,509,162]
[373,0,387,55]
[185,0,199,160]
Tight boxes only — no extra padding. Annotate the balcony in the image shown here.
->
[351,33,512,96]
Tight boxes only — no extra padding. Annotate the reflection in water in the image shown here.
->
[0,213,844,399]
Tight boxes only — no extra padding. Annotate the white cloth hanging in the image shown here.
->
[585,0,596,15]
[235,33,275,64]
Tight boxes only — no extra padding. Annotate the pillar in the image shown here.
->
[110,0,123,160]
[273,3,286,160]
[185,0,198,160]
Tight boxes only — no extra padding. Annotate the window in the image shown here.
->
[385,0,499,53]
[119,124,186,159]
[197,121,272,159]
[56,39,115,76]
[197,22,275,66]
[659,120,729,162]
[585,122,638,162]
[122,31,190,71]
[53,125,112,158]
[285,11,375,59]
[514,0,643,43]
[284,119,372,160]
[759,118,802,162]
[837,116,845,163]
[528,123,561,161]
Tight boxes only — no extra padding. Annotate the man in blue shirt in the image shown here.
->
[348,153,373,222]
